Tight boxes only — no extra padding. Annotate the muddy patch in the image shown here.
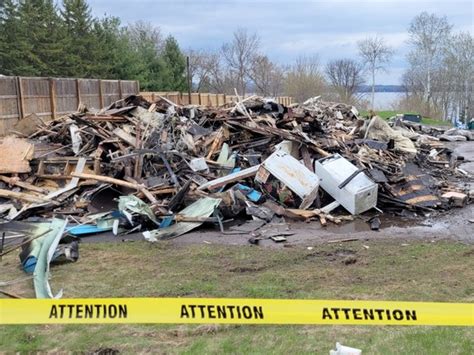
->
[305,248,357,264]
[228,265,268,273]
[89,348,120,355]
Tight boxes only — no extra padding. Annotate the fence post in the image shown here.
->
[118,80,123,99]
[98,79,104,108]
[49,78,57,120]
[16,76,25,120]
[14,76,22,120]
[76,79,81,108]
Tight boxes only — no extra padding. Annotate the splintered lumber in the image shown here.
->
[287,208,353,224]
[0,176,48,194]
[124,176,157,204]
[136,187,177,200]
[206,127,224,159]
[0,137,34,174]
[0,189,48,203]
[198,165,260,191]
[72,172,157,203]
[72,172,140,189]
[113,127,137,148]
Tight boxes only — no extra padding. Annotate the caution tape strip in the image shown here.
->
[1,298,473,326]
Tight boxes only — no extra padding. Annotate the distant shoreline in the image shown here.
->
[357,85,405,93]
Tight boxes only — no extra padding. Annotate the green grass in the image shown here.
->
[420,117,453,126]
[1,240,473,353]
[359,110,451,126]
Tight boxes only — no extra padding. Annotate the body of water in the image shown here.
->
[359,92,405,110]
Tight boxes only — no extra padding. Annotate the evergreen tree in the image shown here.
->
[60,0,94,77]
[90,16,146,81]
[159,35,187,91]
[0,0,189,88]
[17,0,65,76]
[0,0,24,75]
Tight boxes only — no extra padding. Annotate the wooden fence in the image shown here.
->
[141,91,293,107]
[0,76,139,136]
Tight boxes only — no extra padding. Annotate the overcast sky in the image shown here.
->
[88,0,473,84]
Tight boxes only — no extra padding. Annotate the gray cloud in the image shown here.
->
[88,0,473,84]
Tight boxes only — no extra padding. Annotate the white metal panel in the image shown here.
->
[262,150,319,208]
[315,154,377,214]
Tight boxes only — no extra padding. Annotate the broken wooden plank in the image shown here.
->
[197,165,260,191]
[72,172,157,203]
[45,157,86,200]
[0,189,48,204]
[113,127,137,148]
[441,191,467,207]
[72,173,139,189]
[0,176,47,194]
[206,127,224,159]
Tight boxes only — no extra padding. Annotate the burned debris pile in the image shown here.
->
[0,94,472,296]
[1,94,472,230]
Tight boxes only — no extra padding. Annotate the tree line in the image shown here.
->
[1,1,472,121]
[0,0,187,91]
[401,12,473,122]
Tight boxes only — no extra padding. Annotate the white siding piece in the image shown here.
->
[261,150,320,209]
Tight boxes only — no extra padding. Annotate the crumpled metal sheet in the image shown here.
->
[118,195,158,225]
[33,218,68,299]
[143,197,221,242]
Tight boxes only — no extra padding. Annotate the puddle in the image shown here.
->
[322,214,422,234]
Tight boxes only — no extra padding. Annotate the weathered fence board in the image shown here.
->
[141,91,293,107]
[0,76,139,136]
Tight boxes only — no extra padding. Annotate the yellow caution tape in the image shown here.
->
[1,298,473,326]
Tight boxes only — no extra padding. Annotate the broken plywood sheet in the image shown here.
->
[0,136,34,173]
[142,197,221,241]
[390,175,440,208]
[11,113,44,136]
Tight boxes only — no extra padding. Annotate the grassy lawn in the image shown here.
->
[359,110,451,126]
[1,240,473,353]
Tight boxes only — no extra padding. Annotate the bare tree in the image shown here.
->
[127,21,162,52]
[357,36,393,109]
[284,55,326,103]
[248,55,285,97]
[442,32,473,123]
[325,58,365,104]
[407,12,452,115]
[221,28,260,96]
[202,53,235,94]
[186,49,221,92]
